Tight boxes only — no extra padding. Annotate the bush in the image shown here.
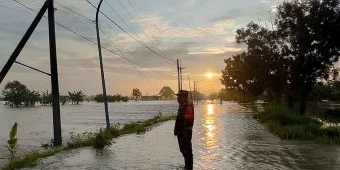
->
[255,103,340,144]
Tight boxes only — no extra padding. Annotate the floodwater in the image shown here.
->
[0,101,177,165]
[2,101,340,169]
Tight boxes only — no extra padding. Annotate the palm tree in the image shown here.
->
[68,91,85,105]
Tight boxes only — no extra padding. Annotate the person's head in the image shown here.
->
[176,90,188,104]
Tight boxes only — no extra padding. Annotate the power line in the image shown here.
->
[54,1,94,23]
[85,0,176,63]
[9,0,176,88]
[125,0,164,46]
[51,1,175,78]
[104,1,140,39]
[115,0,165,53]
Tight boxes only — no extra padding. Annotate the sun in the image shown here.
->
[205,72,214,79]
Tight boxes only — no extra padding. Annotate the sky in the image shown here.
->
[0,0,285,96]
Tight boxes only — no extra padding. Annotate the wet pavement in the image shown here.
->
[21,102,340,170]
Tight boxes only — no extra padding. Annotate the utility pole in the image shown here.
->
[177,59,180,91]
[0,2,48,83]
[96,0,110,128]
[179,60,185,90]
[193,81,197,104]
[0,0,63,146]
[176,59,185,91]
[188,76,193,102]
[48,0,62,146]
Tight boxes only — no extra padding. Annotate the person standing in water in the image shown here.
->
[174,90,194,170]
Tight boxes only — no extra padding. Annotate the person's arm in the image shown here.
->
[174,107,183,135]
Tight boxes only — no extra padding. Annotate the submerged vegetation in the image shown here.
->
[254,104,340,144]
[6,122,18,160]
[1,114,176,170]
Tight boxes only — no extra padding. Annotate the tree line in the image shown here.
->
[0,81,185,107]
[221,0,340,114]
[1,81,87,107]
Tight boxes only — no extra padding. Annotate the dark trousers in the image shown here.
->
[177,134,193,170]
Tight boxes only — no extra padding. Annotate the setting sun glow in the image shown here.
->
[205,72,214,79]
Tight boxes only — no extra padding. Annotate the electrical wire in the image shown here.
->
[125,0,164,47]
[85,0,176,63]
[53,0,176,78]
[10,0,176,88]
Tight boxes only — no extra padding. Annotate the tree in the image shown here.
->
[40,91,52,106]
[68,91,85,105]
[132,88,142,101]
[23,90,40,107]
[59,95,69,105]
[221,23,286,101]
[275,0,340,114]
[221,0,340,114]
[2,81,41,107]
[94,94,104,102]
[159,86,175,100]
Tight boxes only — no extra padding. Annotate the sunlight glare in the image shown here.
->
[205,72,214,79]
[207,104,214,115]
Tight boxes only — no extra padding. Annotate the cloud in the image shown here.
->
[188,46,242,55]
[112,16,235,44]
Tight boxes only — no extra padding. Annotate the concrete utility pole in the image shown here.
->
[0,3,48,83]
[48,0,62,146]
[0,0,63,146]
[96,0,110,128]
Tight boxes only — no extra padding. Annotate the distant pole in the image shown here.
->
[177,59,180,91]
[48,0,62,146]
[179,60,184,90]
[188,76,193,102]
[96,0,110,128]
[193,81,197,104]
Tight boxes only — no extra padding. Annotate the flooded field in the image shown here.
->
[0,101,177,165]
[2,101,340,169]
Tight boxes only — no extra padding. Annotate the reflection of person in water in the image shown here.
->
[174,90,194,170]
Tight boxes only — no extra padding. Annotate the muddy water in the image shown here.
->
[3,101,340,169]
[0,101,177,165]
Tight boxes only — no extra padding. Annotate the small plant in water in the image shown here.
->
[6,122,18,160]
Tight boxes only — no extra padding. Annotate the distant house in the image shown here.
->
[141,95,161,101]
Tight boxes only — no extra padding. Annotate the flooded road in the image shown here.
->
[2,101,340,169]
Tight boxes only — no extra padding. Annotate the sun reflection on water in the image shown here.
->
[201,104,218,163]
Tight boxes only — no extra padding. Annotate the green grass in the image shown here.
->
[1,114,176,170]
[254,104,340,144]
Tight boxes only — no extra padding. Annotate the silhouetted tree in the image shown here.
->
[2,81,29,107]
[159,86,175,100]
[221,0,340,114]
[40,91,52,106]
[221,23,286,101]
[23,90,40,107]
[68,91,85,105]
[132,88,142,101]
[59,95,69,105]
[276,0,340,114]
[94,94,104,102]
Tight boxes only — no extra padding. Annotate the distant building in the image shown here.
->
[141,95,161,101]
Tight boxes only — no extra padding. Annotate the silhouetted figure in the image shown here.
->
[174,90,194,170]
